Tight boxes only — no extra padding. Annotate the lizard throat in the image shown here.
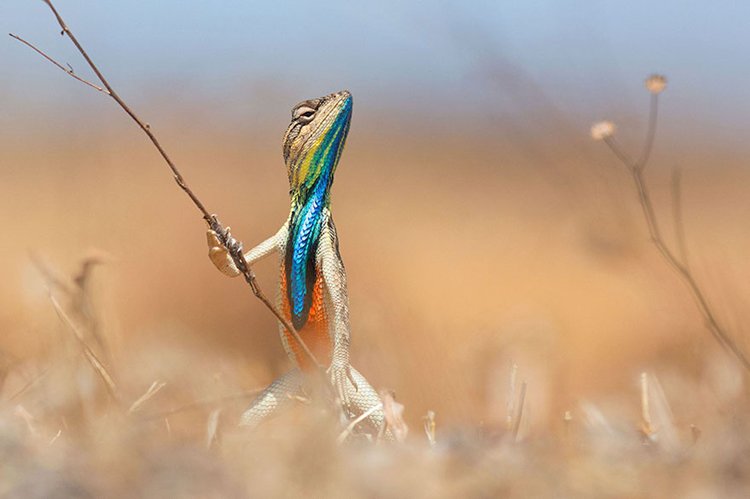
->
[285,177,329,329]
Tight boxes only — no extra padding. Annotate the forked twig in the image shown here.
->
[594,76,750,372]
[9,33,107,93]
[11,0,322,373]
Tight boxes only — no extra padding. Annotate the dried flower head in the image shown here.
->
[590,121,615,141]
[645,74,667,94]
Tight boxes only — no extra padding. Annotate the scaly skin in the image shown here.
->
[207,91,388,437]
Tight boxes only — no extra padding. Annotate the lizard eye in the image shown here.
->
[293,106,316,123]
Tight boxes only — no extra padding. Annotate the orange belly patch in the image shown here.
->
[280,263,332,370]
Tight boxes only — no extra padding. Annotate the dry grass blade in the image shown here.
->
[7,367,50,402]
[28,251,74,295]
[128,380,167,414]
[48,292,120,405]
[336,403,383,444]
[640,372,654,438]
[206,408,222,450]
[647,373,680,452]
[505,363,518,430]
[143,389,263,420]
[423,410,437,447]
[49,429,62,446]
[512,380,527,441]
[14,405,39,438]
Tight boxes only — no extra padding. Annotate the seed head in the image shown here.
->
[590,121,615,141]
[645,74,667,94]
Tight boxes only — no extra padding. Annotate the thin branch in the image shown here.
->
[12,0,322,373]
[602,136,637,170]
[8,33,108,93]
[601,92,750,372]
[670,167,690,269]
[636,93,659,170]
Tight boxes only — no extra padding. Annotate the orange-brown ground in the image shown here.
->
[1,113,749,496]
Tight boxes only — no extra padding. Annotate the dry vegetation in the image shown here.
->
[2,273,750,498]
[3,112,750,497]
[4,4,750,498]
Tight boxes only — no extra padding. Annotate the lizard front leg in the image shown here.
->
[207,222,288,277]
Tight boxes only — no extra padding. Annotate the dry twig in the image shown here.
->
[336,403,384,444]
[593,75,750,372]
[10,0,322,373]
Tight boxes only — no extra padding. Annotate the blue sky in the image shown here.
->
[2,1,749,144]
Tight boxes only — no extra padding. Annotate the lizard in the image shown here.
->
[206,90,389,437]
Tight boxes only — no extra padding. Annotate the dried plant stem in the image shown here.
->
[143,389,264,420]
[636,93,659,169]
[128,380,167,414]
[49,292,121,404]
[670,168,690,269]
[336,402,384,444]
[511,380,527,441]
[602,93,750,372]
[640,372,653,436]
[10,0,322,373]
[8,33,107,93]
[7,367,51,402]
[423,410,437,447]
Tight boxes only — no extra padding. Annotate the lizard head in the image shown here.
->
[283,90,352,204]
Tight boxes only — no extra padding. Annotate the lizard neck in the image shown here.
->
[282,91,351,329]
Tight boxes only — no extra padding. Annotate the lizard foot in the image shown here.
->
[328,362,358,411]
[207,227,241,277]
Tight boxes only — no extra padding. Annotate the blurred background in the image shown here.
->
[2,0,750,434]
